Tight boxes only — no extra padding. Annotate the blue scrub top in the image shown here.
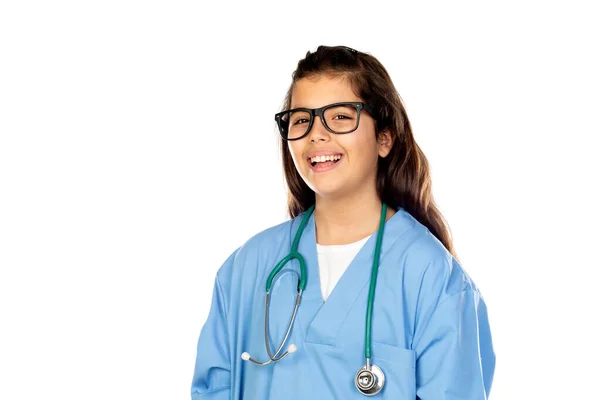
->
[191,207,495,399]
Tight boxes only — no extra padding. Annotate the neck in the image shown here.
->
[313,189,396,245]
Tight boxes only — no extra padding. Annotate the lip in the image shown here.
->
[307,154,343,173]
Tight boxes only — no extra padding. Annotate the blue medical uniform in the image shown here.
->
[191,207,495,399]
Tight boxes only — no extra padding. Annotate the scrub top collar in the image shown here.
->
[289,206,420,346]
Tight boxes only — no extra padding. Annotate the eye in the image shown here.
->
[292,118,309,125]
[333,114,352,120]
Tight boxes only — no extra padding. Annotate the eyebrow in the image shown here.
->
[289,103,312,109]
[289,101,350,109]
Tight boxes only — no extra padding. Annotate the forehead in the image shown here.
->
[290,75,362,109]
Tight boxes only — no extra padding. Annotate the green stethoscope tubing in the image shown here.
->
[265,202,388,361]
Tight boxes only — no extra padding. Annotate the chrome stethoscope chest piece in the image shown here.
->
[354,363,385,396]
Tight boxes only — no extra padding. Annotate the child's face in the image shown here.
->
[287,75,392,201]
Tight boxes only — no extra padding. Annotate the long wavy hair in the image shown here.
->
[278,45,458,260]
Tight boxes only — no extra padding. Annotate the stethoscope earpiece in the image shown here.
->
[355,363,385,396]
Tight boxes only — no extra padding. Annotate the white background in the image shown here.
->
[1,1,598,399]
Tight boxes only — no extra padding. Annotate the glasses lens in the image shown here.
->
[281,110,311,140]
[324,104,358,133]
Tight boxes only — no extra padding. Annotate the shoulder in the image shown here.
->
[396,208,480,302]
[236,215,299,259]
[215,213,303,281]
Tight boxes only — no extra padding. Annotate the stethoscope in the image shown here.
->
[241,202,388,396]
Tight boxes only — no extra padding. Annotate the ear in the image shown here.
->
[377,128,394,158]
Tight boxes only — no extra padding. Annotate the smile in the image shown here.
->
[307,154,343,172]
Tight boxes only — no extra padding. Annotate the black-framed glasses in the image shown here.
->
[274,101,375,141]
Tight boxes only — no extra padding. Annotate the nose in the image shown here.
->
[306,114,331,142]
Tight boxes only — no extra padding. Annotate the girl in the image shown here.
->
[191,45,495,399]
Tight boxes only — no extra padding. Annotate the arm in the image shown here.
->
[414,288,496,399]
[190,273,231,399]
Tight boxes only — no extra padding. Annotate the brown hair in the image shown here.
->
[278,45,458,260]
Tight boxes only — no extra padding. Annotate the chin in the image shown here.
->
[311,184,348,199]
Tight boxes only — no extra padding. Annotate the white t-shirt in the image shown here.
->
[316,234,372,302]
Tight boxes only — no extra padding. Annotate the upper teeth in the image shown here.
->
[310,155,342,163]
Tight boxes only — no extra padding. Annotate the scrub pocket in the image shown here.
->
[369,341,417,398]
